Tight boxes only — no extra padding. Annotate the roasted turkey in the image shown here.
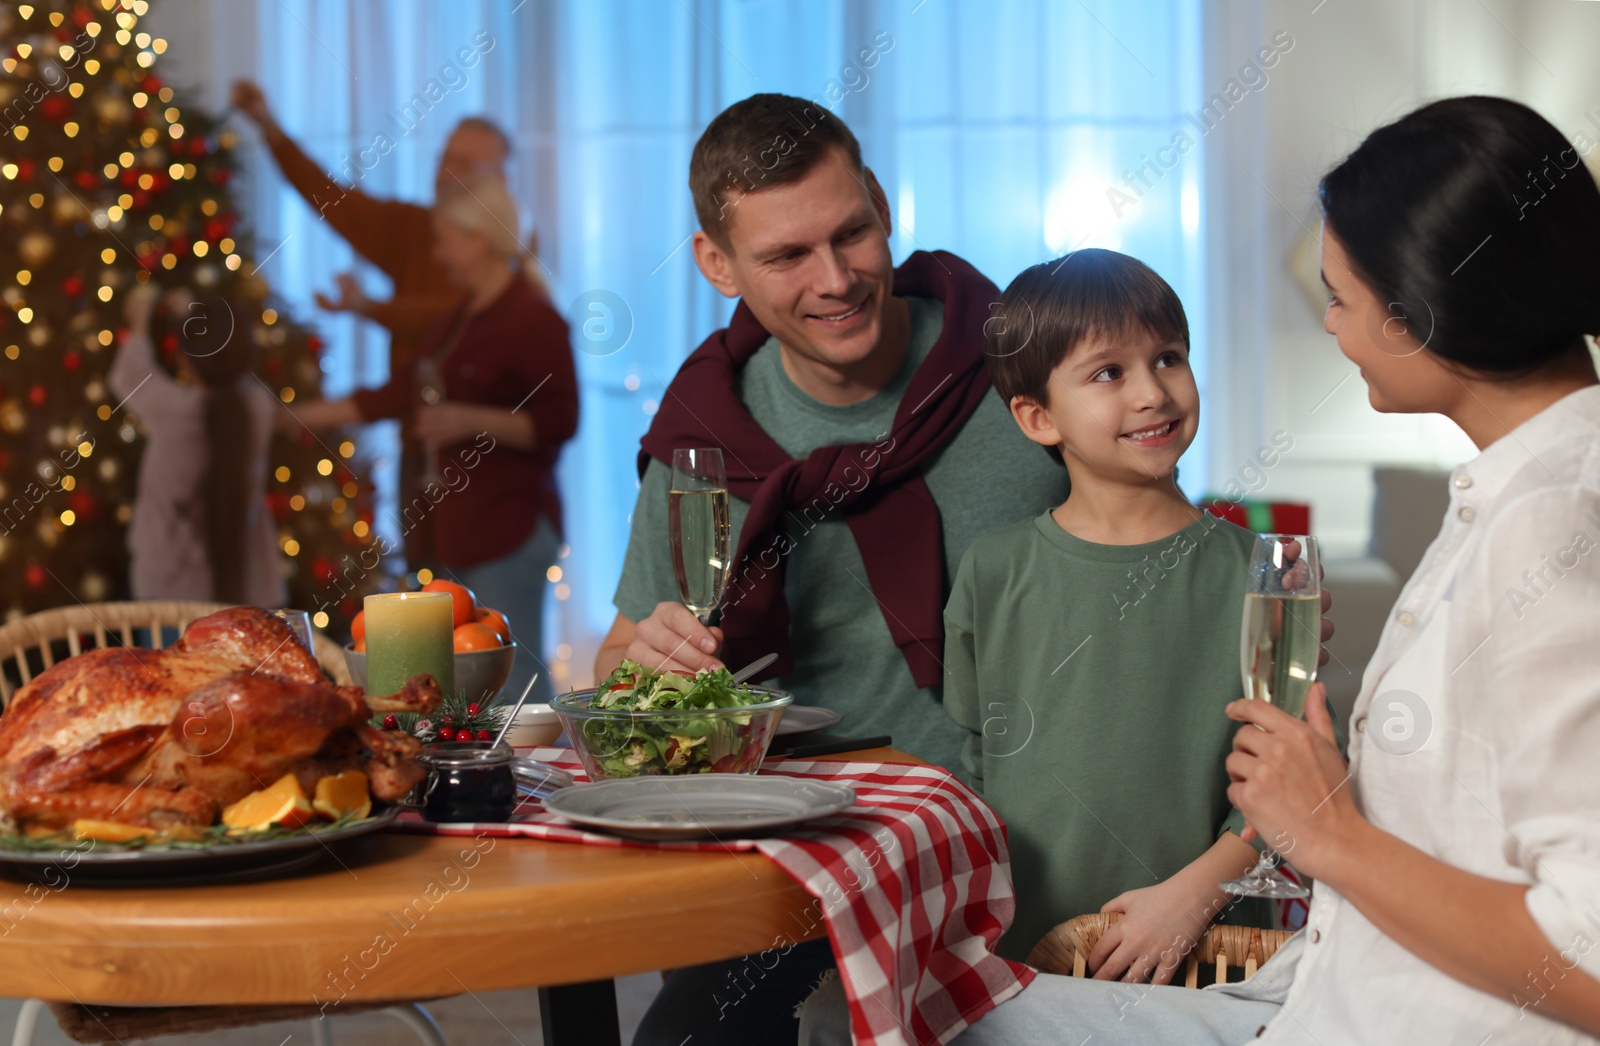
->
[0,607,441,832]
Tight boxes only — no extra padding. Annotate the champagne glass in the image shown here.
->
[669,448,732,625]
[1221,534,1321,900]
[268,608,314,652]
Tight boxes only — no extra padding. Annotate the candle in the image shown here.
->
[364,592,455,699]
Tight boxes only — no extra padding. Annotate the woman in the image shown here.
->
[110,287,287,607]
[802,96,1600,1044]
[296,179,578,704]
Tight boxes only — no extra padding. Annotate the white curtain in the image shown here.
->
[148,0,1207,685]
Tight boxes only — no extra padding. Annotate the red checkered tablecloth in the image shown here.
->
[394,748,1035,1045]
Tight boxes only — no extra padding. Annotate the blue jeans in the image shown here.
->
[452,516,559,707]
[797,973,1281,1046]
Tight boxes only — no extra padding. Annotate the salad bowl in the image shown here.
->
[552,661,792,780]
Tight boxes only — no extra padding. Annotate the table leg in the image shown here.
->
[538,980,620,1046]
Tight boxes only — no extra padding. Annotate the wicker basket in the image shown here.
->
[1027,912,1291,987]
[0,601,351,705]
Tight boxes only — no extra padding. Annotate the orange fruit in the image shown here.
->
[477,607,512,643]
[350,610,366,643]
[72,819,156,843]
[221,773,316,832]
[423,579,477,627]
[453,621,501,652]
[312,771,372,820]
[352,637,366,653]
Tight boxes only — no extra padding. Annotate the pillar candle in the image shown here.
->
[364,592,455,699]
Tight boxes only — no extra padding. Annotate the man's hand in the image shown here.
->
[229,81,276,132]
[1226,683,1357,879]
[314,272,368,316]
[622,602,725,676]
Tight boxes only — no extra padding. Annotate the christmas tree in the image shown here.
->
[0,0,383,634]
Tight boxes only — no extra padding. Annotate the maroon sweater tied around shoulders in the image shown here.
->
[639,250,999,690]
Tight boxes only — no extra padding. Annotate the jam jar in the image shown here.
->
[420,742,517,823]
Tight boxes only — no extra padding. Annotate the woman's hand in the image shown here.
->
[1226,683,1357,879]
[414,402,491,452]
[314,272,368,316]
[1090,880,1211,984]
[124,285,159,334]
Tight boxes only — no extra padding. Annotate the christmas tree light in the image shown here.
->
[0,0,385,634]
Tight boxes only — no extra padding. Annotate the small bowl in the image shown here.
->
[345,643,517,705]
[551,685,792,780]
[502,703,563,748]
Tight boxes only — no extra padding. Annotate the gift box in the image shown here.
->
[1199,498,1312,535]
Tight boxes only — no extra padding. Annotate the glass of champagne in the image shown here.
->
[669,448,732,626]
[268,608,314,652]
[1221,534,1321,899]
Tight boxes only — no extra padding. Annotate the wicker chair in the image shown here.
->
[0,602,437,1046]
[1028,912,1292,988]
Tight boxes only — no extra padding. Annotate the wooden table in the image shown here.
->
[0,747,916,1045]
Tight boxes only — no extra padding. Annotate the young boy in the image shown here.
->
[945,249,1267,977]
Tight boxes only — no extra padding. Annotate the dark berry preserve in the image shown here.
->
[420,742,516,823]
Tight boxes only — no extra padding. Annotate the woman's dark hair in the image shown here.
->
[988,249,1189,466]
[1320,95,1600,375]
[165,294,256,603]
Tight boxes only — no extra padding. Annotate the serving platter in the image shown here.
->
[544,774,855,841]
[0,808,398,886]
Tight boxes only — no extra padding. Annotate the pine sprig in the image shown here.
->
[370,689,512,740]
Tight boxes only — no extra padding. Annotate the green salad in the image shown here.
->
[579,659,773,777]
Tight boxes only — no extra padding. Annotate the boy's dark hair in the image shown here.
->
[690,93,864,248]
[988,249,1190,465]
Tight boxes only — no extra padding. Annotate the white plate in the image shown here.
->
[543,774,856,841]
[774,704,843,736]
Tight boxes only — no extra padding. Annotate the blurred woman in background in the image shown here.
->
[295,178,578,704]
[111,287,286,606]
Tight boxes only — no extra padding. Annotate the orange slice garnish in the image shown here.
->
[221,773,316,832]
[312,771,372,821]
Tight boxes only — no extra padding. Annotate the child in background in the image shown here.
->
[944,249,1269,975]
[109,286,286,606]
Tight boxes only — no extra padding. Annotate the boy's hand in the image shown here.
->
[1089,879,1211,984]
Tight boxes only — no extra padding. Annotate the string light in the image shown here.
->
[316,459,333,476]
[352,521,370,538]
[275,466,291,482]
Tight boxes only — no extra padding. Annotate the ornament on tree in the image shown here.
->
[0,0,385,633]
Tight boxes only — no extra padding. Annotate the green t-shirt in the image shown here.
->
[944,510,1267,959]
[614,296,1066,773]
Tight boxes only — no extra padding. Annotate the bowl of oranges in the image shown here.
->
[343,580,517,705]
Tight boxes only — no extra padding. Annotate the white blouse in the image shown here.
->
[1220,384,1600,1044]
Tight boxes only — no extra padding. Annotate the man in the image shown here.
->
[229,80,513,564]
[608,93,1065,1046]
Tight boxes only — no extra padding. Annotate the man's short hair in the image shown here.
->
[689,93,864,247]
[452,116,511,162]
[988,249,1190,466]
